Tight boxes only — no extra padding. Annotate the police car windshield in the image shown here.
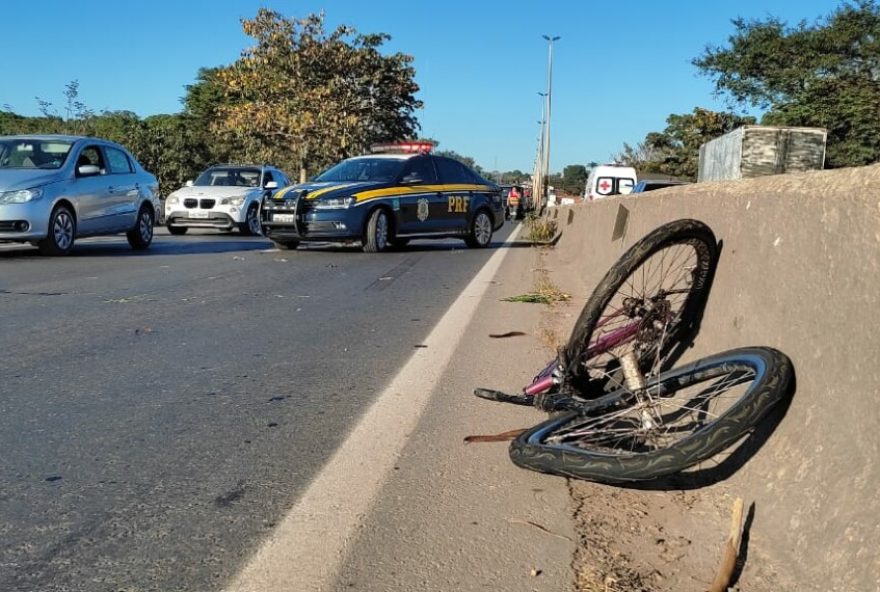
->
[314,157,406,183]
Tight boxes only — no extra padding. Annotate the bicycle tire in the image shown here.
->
[563,219,718,395]
[509,347,793,483]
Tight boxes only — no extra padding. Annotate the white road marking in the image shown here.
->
[226,224,522,592]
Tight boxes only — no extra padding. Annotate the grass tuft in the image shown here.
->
[502,272,570,305]
[524,214,558,243]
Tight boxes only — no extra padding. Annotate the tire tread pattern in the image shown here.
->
[509,347,793,483]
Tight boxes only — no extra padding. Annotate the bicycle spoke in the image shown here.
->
[548,364,758,455]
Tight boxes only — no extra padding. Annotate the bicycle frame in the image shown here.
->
[524,314,642,396]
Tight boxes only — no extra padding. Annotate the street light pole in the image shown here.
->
[534,91,547,207]
[541,34,559,206]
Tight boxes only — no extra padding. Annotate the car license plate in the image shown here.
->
[189,210,210,219]
[273,213,295,223]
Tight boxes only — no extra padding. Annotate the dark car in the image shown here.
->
[631,179,690,193]
[261,151,504,252]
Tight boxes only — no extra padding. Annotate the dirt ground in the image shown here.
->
[527,245,789,592]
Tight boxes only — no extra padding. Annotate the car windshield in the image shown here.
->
[0,139,73,169]
[194,167,262,187]
[314,157,407,183]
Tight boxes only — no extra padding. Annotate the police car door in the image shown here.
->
[434,157,474,232]
[395,155,441,234]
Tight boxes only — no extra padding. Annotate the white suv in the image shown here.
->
[165,165,290,235]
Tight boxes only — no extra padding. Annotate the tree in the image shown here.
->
[33,80,95,135]
[435,149,483,173]
[181,67,241,166]
[138,114,210,194]
[694,0,880,167]
[561,164,588,195]
[615,108,756,180]
[496,169,529,184]
[213,9,422,178]
[90,111,145,151]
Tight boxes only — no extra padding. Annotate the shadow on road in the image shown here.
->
[0,233,539,259]
[0,237,273,259]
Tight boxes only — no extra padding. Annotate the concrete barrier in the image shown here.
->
[542,164,880,590]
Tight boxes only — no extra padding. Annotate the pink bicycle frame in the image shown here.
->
[524,317,642,396]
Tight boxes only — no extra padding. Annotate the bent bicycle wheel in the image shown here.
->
[509,347,793,483]
[563,219,718,396]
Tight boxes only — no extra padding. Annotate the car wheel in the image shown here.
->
[127,206,154,250]
[239,203,262,236]
[38,205,76,256]
[363,208,389,253]
[167,225,188,235]
[273,239,299,250]
[464,209,493,248]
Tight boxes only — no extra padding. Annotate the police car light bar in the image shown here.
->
[370,141,435,154]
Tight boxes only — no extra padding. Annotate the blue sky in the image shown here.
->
[1,0,841,173]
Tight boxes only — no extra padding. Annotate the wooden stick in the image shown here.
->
[707,497,745,592]
[464,428,528,443]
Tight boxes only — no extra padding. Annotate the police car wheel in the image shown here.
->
[465,210,493,248]
[363,208,390,253]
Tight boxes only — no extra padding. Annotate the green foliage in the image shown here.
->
[1,8,425,193]
[561,164,587,195]
[213,9,421,177]
[434,149,487,176]
[524,214,558,243]
[694,0,880,167]
[502,269,570,304]
[615,108,756,181]
[138,114,211,196]
[31,80,95,135]
[501,169,529,183]
[182,67,242,166]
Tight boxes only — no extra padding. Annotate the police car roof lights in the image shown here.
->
[369,141,435,155]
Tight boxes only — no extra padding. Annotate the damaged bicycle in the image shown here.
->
[474,219,794,484]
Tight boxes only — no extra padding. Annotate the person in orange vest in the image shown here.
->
[508,186,521,219]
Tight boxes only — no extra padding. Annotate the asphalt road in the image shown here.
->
[0,225,516,592]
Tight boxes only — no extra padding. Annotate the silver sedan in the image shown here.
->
[0,135,160,255]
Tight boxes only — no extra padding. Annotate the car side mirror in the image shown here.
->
[185,180,194,187]
[264,181,278,189]
[77,164,101,177]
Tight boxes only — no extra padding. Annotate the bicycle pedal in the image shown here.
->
[473,388,532,406]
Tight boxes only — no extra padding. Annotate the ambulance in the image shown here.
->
[584,164,638,201]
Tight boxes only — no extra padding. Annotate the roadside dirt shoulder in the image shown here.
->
[528,233,790,592]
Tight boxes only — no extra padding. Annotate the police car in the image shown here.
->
[260,143,504,252]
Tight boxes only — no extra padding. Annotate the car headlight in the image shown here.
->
[0,187,43,204]
[166,195,180,205]
[220,196,245,206]
[313,196,355,210]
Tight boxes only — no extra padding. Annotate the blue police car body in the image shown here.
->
[261,152,504,252]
